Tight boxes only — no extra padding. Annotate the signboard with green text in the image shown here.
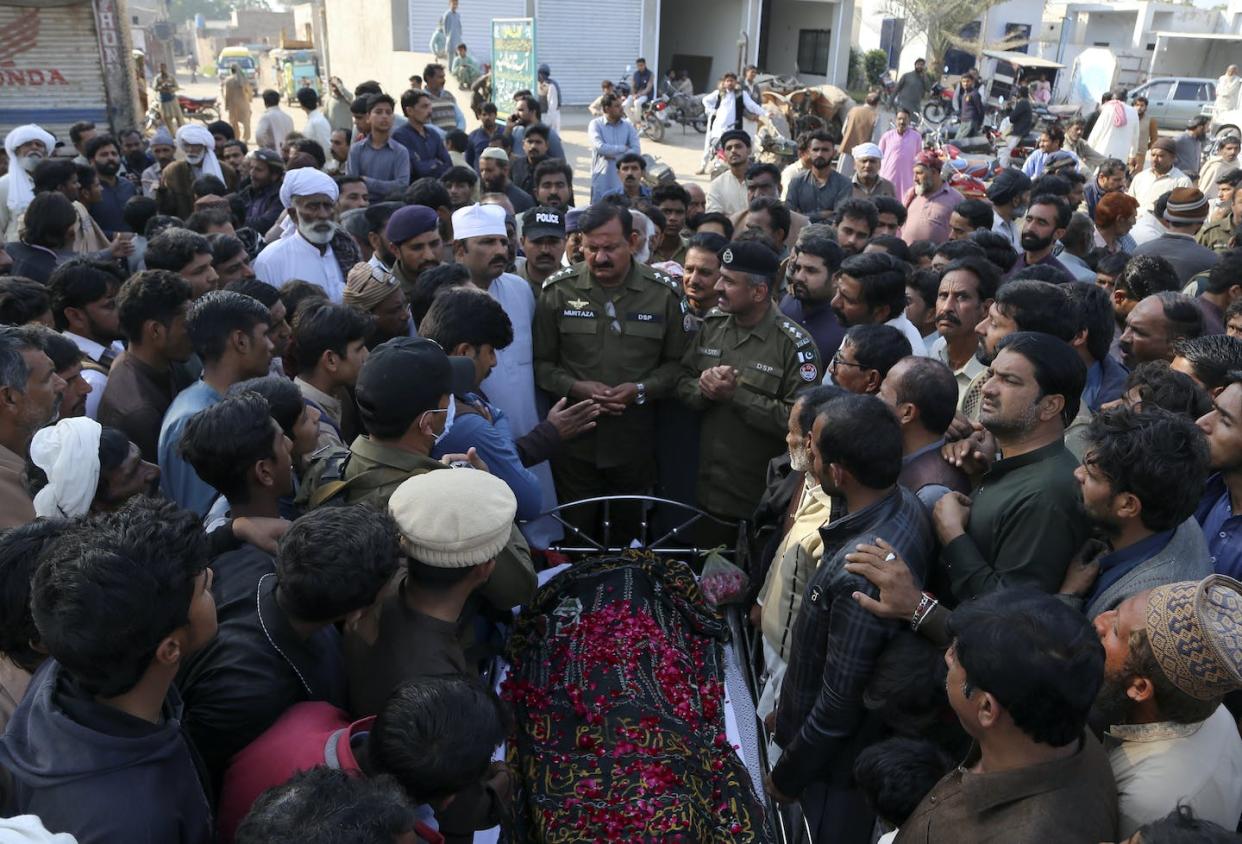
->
[491,17,535,118]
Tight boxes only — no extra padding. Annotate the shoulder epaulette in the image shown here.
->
[642,266,682,296]
[705,307,728,319]
[542,265,577,289]
[777,316,815,348]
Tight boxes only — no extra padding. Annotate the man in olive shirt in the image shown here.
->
[933,331,1088,604]
[533,203,689,534]
[300,337,536,613]
[676,240,821,524]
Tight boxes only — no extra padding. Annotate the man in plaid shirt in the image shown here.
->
[767,392,934,843]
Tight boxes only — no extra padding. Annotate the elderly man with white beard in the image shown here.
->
[0,124,56,242]
[254,169,360,302]
[156,124,240,220]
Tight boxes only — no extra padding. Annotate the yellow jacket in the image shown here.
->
[757,479,835,661]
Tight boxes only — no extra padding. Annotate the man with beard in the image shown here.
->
[384,204,442,309]
[30,328,95,422]
[1119,292,1204,370]
[238,148,284,235]
[1010,194,1072,277]
[902,151,965,245]
[26,417,163,517]
[1061,406,1212,621]
[466,102,505,169]
[509,124,550,195]
[677,240,821,530]
[157,124,240,220]
[0,326,66,528]
[706,130,756,217]
[1194,377,1242,577]
[83,135,136,237]
[1129,137,1193,213]
[141,128,177,197]
[983,167,1033,250]
[1092,575,1242,837]
[517,206,566,296]
[785,130,852,222]
[117,129,152,187]
[934,331,1088,603]
[47,259,126,419]
[477,148,533,213]
[255,169,360,302]
[849,143,894,200]
[532,159,573,211]
[0,125,55,242]
[781,235,846,356]
[830,252,929,357]
[1084,158,1128,219]
[928,256,998,405]
[834,198,878,256]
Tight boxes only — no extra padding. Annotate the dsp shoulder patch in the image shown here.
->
[778,318,814,349]
[645,267,682,297]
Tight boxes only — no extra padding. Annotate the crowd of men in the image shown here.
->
[0,64,1241,843]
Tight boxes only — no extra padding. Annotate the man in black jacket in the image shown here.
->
[1002,85,1034,168]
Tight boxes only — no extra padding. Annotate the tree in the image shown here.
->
[880,0,1007,76]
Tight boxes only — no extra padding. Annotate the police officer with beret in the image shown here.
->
[677,239,822,526]
[533,202,690,535]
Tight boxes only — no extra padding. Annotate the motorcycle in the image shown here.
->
[144,94,220,132]
[662,81,707,133]
[637,95,669,142]
[922,82,955,124]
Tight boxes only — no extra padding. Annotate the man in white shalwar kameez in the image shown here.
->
[1087,98,1140,164]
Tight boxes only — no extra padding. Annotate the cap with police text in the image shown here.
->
[719,240,780,278]
[521,206,565,240]
[355,337,475,433]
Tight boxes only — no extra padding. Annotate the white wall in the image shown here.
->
[765,0,840,81]
[983,0,1045,50]
[323,0,422,96]
[660,0,745,85]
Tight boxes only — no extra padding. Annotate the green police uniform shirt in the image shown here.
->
[533,260,689,468]
[676,302,822,520]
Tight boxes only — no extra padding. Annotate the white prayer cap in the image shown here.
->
[30,417,102,519]
[452,203,506,240]
[852,142,882,161]
[279,167,339,208]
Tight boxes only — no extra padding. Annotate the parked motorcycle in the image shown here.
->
[922,82,955,124]
[638,96,668,142]
[662,82,707,133]
[143,94,220,132]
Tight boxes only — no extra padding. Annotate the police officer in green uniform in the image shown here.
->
[676,239,823,531]
[533,203,689,537]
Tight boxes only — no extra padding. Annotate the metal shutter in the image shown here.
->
[0,2,110,141]
[535,0,642,106]
[407,0,526,64]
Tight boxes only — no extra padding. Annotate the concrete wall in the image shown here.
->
[660,0,746,86]
[765,0,845,82]
[983,0,1045,51]
[854,0,929,75]
[323,0,421,95]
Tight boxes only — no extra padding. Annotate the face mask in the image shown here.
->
[185,152,205,166]
[297,217,337,246]
[19,154,42,174]
[434,399,456,446]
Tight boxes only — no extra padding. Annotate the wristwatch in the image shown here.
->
[634,383,648,406]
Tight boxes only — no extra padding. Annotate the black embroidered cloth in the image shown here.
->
[501,551,772,843]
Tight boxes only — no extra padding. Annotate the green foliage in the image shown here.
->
[847,48,864,90]
[864,50,889,86]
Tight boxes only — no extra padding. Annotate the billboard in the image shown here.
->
[491,16,534,118]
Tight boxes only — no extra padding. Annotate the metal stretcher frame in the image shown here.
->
[523,495,812,843]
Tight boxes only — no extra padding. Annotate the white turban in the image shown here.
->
[3,124,55,216]
[852,142,883,161]
[175,124,224,181]
[30,417,102,519]
[278,167,339,209]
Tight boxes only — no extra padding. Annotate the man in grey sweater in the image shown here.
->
[1061,405,1213,619]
